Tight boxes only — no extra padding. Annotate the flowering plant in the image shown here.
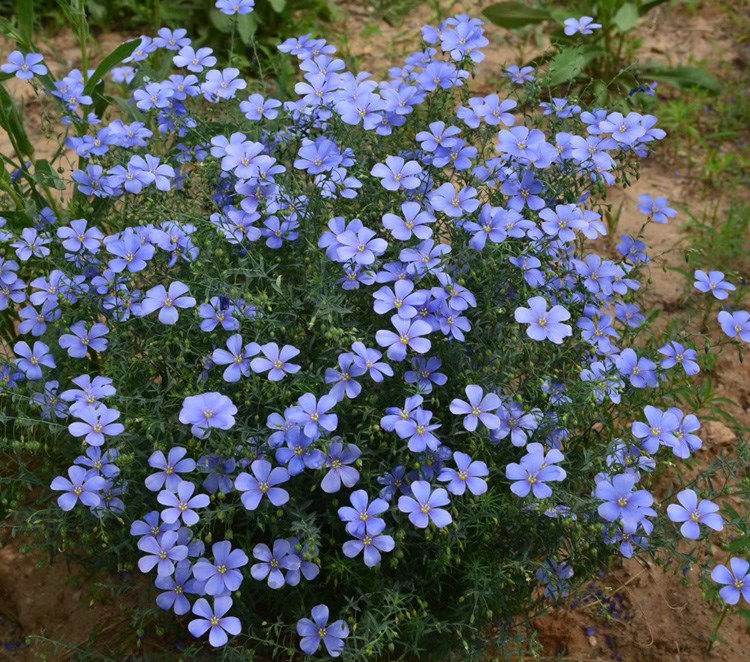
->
[1,4,748,659]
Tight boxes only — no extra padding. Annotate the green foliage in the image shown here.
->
[482,0,720,100]
[0,0,336,72]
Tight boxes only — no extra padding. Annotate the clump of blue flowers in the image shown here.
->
[1,8,748,659]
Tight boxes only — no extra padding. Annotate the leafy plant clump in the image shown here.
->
[1,3,749,660]
[482,0,720,101]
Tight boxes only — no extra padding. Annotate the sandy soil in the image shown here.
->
[1,1,749,659]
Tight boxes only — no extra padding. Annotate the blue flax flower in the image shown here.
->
[179,392,237,437]
[50,465,107,511]
[342,519,395,567]
[188,596,241,647]
[2,51,47,79]
[338,489,389,536]
[398,480,452,528]
[146,447,196,492]
[321,442,361,493]
[234,458,290,510]
[505,443,565,498]
[250,539,300,589]
[157,480,210,526]
[711,558,750,605]
[718,310,750,342]
[514,297,572,344]
[137,531,188,576]
[250,343,301,381]
[666,489,723,540]
[297,604,349,657]
[438,451,489,496]
[192,540,249,596]
[595,473,654,527]
[449,385,502,431]
[694,270,736,300]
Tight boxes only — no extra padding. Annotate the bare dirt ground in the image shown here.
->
[1,1,749,659]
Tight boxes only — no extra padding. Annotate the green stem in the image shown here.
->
[708,604,730,653]
[0,179,26,211]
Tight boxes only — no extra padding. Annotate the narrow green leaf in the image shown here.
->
[267,0,287,12]
[82,39,140,97]
[613,3,640,33]
[639,64,721,95]
[0,86,34,157]
[16,0,34,44]
[482,2,550,29]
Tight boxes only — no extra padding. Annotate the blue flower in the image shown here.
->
[375,315,432,361]
[398,480,452,528]
[50,465,107,511]
[179,392,237,437]
[137,531,188,576]
[250,539,300,589]
[296,604,349,657]
[658,341,699,375]
[2,51,47,79]
[382,201,434,240]
[438,451,489,496]
[155,561,203,615]
[173,46,217,73]
[505,443,566,498]
[192,540,249,596]
[59,321,109,358]
[342,519,395,567]
[234,459,290,510]
[404,356,447,394]
[68,406,124,446]
[146,447,196,492]
[216,0,255,14]
[563,16,602,36]
[711,558,750,605]
[666,489,723,540]
[14,340,55,380]
[250,343,301,381]
[188,596,241,647]
[595,473,654,528]
[371,156,423,191]
[614,348,657,388]
[637,194,676,224]
[514,297,572,344]
[338,489,389,536]
[449,385,502,431]
[157,480,210,526]
[212,334,260,382]
[321,442,361,493]
[718,310,750,342]
[694,270,736,300]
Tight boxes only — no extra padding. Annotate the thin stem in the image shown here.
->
[708,604,730,653]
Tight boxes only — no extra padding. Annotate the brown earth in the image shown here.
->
[1,1,749,660]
